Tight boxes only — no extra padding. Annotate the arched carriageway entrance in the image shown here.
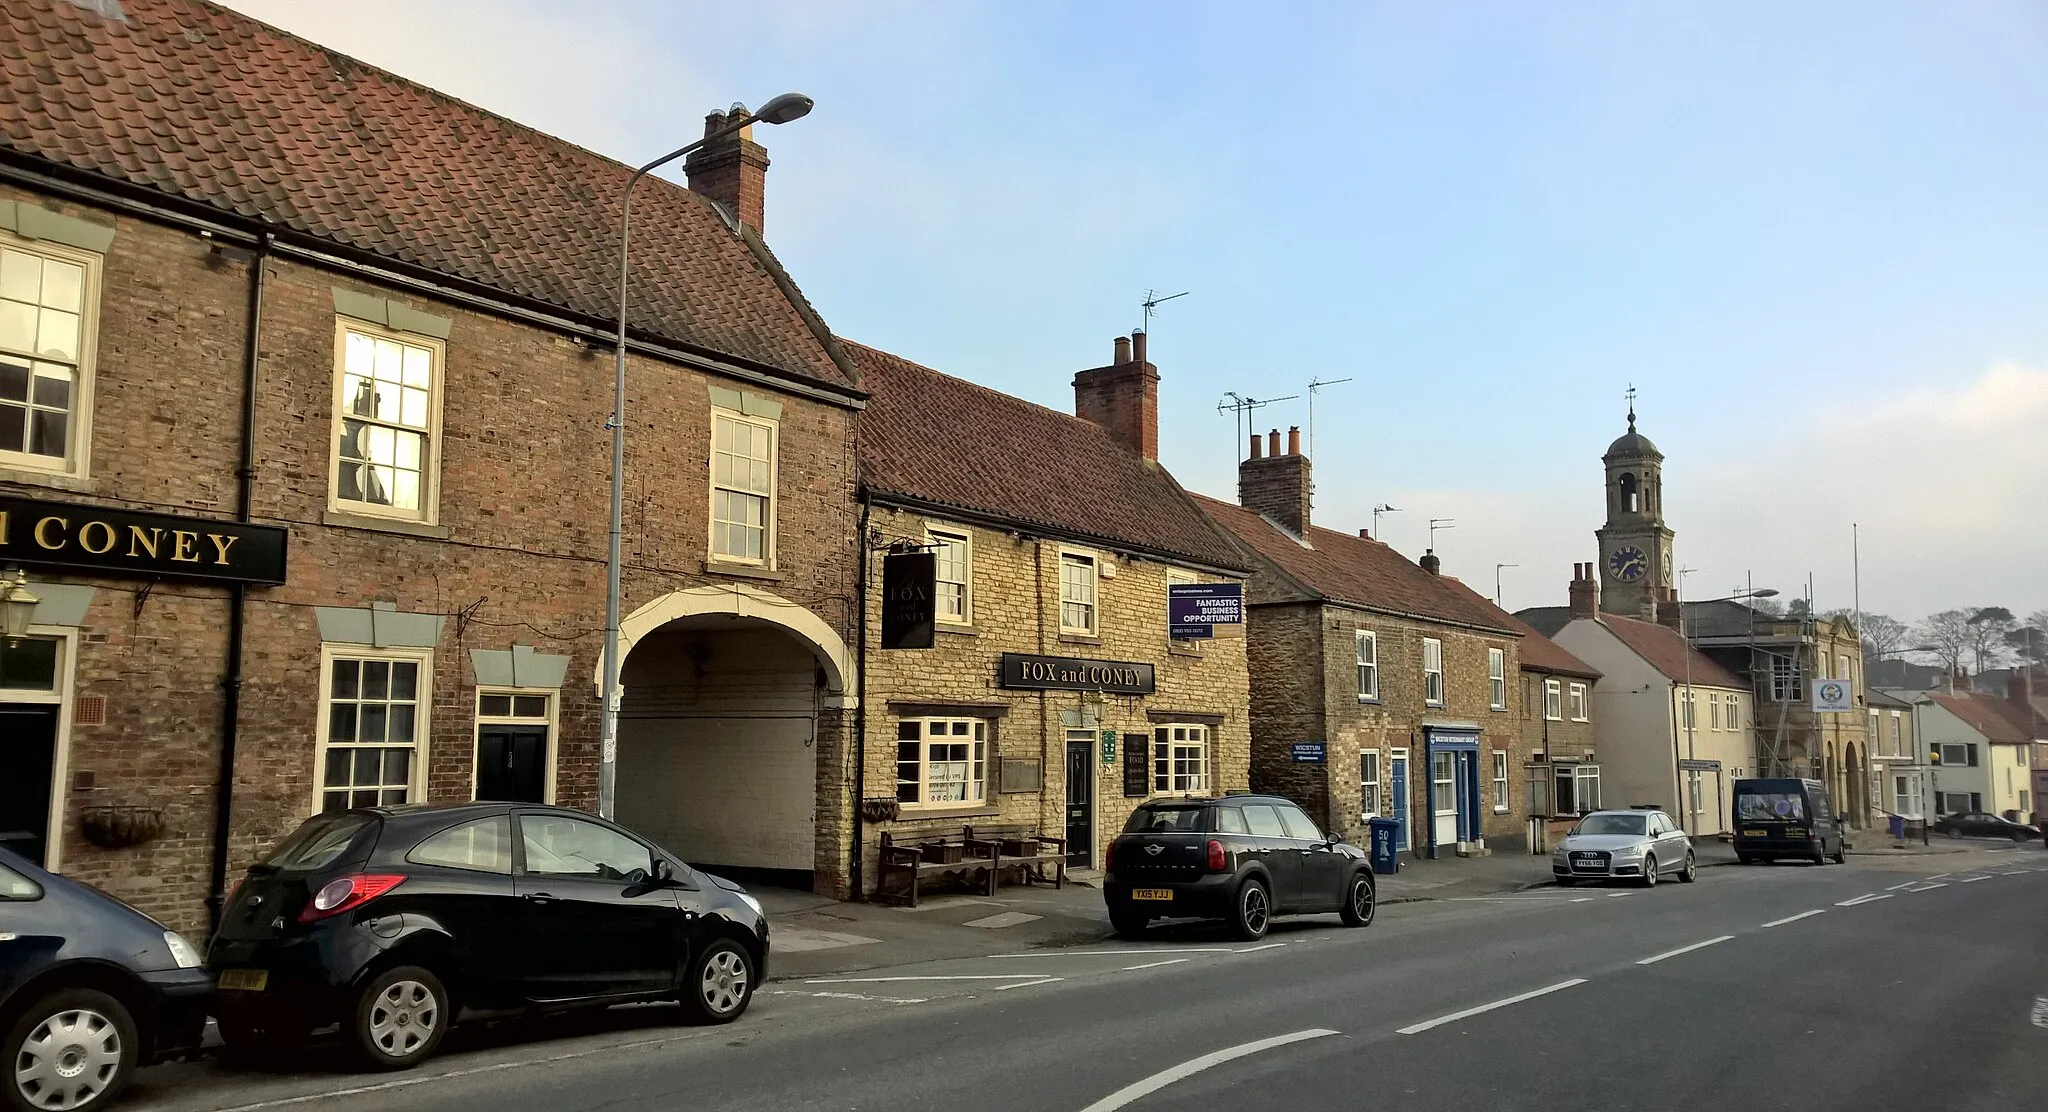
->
[596,585,854,891]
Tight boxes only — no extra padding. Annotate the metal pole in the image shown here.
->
[1680,571,1697,835]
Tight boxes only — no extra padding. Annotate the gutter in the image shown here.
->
[865,489,1253,579]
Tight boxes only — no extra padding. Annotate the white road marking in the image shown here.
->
[1835,893,1895,907]
[1570,897,1596,903]
[990,948,1238,958]
[1636,936,1735,965]
[1760,910,1827,928]
[1236,942,1288,953]
[1926,873,1952,880]
[1904,882,1948,893]
[1885,881,1918,891]
[1397,979,1587,1035]
[804,974,1052,983]
[993,977,1063,991]
[1445,896,1574,902]
[1121,958,1190,971]
[765,989,927,1004]
[1961,876,1991,883]
[1077,1028,1341,1112]
[2032,997,2048,1029]
[1607,891,1633,898]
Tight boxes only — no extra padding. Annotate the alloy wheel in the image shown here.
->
[1641,855,1658,887]
[366,979,439,1060]
[1350,876,1375,925]
[14,1007,122,1111]
[700,947,750,1017]
[1680,852,1697,882]
[1239,881,1271,938]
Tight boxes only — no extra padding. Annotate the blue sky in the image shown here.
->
[232,1,2048,624]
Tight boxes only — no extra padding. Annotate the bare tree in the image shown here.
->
[1749,596,1786,617]
[1854,612,1909,661]
[1966,607,2017,673]
[2009,624,2048,667]
[1914,609,1973,676]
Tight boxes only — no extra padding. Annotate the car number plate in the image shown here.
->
[1131,888,1173,901]
[1743,829,1767,837]
[217,969,269,992]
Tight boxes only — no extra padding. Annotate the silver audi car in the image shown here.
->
[1551,808,1697,887]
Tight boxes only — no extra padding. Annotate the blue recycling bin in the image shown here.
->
[1887,814,1905,839]
[1366,817,1401,875]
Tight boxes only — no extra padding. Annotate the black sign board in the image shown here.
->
[1123,732,1151,797]
[997,653,1156,695]
[879,551,936,650]
[0,494,287,585]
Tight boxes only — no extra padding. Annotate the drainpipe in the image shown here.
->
[206,235,267,931]
[850,491,871,899]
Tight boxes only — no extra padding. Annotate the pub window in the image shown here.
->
[1569,682,1588,722]
[930,529,972,624]
[711,410,777,564]
[1153,724,1209,795]
[895,718,988,807]
[1487,648,1506,710]
[1,235,98,476]
[316,648,430,813]
[1059,551,1097,635]
[1356,630,1379,701]
[1544,678,1562,721]
[331,319,442,522]
[1422,637,1444,707]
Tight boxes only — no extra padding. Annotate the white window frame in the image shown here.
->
[328,318,445,524]
[1893,774,1912,818]
[1058,549,1098,636]
[1554,763,1603,815]
[709,408,778,566]
[1422,637,1444,707]
[929,528,973,626]
[1356,630,1379,702]
[1431,750,1458,817]
[1543,678,1562,721]
[1837,654,1852,693]
[0,234,101,480]
[2,627,79,872]
[1491,750,1509,813]
[1487,648,1507,710]
[1568,682,1588,722]
[1689,772,1705,815]
[1680,688,1696,730]
[894,717,989,809]
[1165,567,1202,650]
[1937,743,1970,767]
[1154,723,1210,795]
[1359,749,1381,820]
[1726,693,1742,730]
[313,645,433,815]
[471,687,559,805]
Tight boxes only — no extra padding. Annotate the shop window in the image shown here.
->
[895,718,988,807]
[331,320,442,522]
[0,236,96,477]
[317,650,430,813]
[1153,724,1209,795]
[1431,751,1457,816]
[711,410,776,563]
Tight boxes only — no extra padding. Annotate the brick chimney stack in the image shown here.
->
[1568,562,1599,619]
[1420,550,1441,575]
[1238,425,1311,536]
[686,105,772,233]
[1074,330,1161,461]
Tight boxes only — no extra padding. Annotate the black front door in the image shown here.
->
[1065,740,1093,868]
[476,725,549,802]
[0,704,58,866]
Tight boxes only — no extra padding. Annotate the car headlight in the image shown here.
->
[163,930,202,970]
[735,891,763,917]
[1611,845,1646,858]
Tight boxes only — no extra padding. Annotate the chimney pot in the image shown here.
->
[1420,549,1441,576]
[1287,426,1301,456]
[1073,330,1162,460]
[1267,429,1281,457]
[1569,563,1599,619]
[1113,336,1131,364]
[1358,529,1371,539]
[685,106,772,233]
[1248,433,1263,460]
[1132,330,1147,368]
[1239,428,1313,535]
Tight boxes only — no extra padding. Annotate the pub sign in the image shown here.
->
[880,551,937,650]
[0,494,287,585]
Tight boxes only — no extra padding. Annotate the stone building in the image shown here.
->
[847,336,1252,888]
[1194,432,1588,857]
[0,0,869,931]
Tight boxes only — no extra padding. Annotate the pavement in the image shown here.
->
[119,839,2048,1112]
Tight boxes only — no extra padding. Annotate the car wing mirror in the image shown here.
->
[653,859,675,884]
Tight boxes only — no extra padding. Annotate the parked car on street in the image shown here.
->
[1732,777,1847,866]
[1102,795,1376,941]
[1551,808,1697,887]
[1930,811,2039,842]
[0,847,212,1112]
[207,803,768,1072]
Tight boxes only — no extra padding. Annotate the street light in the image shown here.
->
[598,93,814,821]
[1676,574,1778,835]
[1494,564,1518,607]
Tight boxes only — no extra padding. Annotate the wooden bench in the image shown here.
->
[876,828,997,907]
[966,825,1067,891]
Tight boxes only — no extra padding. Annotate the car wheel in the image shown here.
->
[1832,842,1848,863]
[1108,905,1149,939]
[1679,852,1697,882]
[1639,855,1658,887]
[1339,873,1376,927]
[5,988,138,1112]
[679,938,755,1025]
[1231,877,1271,941]
[349,966,448,1071]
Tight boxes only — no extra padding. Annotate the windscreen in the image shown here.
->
[1575,813,1647,835]
[1737,792,1807,823]
[1123,805,1209,833]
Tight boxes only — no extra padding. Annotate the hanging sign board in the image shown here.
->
[880,551,936,650]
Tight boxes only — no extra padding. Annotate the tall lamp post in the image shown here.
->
[598,93,814,821]
[1869,643,1939,844]
[1676,574,1779,835]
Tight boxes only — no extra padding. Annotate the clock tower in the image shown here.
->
[1595,392,1675,622]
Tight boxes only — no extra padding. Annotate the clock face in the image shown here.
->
[1607,545,1648,582]
[1661,548,1673,580]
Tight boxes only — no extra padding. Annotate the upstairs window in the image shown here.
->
[1770,654,1802,701]
[931,529,972,624]
[1059,552,1097,635]
[1,238,96,475]
[1422,638,1444,707]
[332,321,441,521]
[711,412,776,563]
[1569,683,1589,722]
[1544,678,1562,721]
[1356,630,1379,701]
[1487,648,1507,710]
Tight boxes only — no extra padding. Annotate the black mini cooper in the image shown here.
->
[1104,795,1376,941]
[208,802,769,1071]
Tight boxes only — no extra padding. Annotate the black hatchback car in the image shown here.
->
[208,803,769,1071]
[1103,795,1375,941]
[0,848,212,1112]
[1931,811,2040,842]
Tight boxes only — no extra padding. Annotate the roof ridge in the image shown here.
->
[840,339,1132,441]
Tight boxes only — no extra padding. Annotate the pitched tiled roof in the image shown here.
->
[1515,606,1570,638]
[847,342,1248,572]
[0,0,850,390]
[1193,495,1512,633]
[1929,692,2032,744]
[1599,613,1746,688]
[1437,582,1600,679]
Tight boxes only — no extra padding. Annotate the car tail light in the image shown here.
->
[1207,839,1226,871]
[1104,843,1117,871]
[299,874,405,923]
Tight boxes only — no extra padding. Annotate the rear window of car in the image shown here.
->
[406,816,514,875]
[261,813,375,870]
[1123,805,1210,833]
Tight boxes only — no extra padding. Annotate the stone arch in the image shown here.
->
[1617,472,1639,514]
[593,583,855,709]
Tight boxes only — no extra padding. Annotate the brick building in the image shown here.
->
[847,335,1252,889]
[0,0,870,933]
[1194,432,1590,858]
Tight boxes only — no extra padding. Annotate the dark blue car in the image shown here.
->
[0,848,213,1112]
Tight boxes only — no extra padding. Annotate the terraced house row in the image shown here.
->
[0,0,1599,936]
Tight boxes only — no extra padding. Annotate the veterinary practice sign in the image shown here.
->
[0,494,288,585]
